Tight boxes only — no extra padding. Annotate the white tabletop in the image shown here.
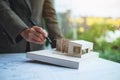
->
[0,53,120,80]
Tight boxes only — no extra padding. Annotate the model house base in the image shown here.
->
[27,39,94,69]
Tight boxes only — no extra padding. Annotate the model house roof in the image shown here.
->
[70,40,93,49]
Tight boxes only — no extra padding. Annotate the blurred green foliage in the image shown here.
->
[66,23,120,63]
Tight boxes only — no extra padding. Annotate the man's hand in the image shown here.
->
[20,26,48,44]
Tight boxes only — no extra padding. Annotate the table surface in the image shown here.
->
[0,52,120,80]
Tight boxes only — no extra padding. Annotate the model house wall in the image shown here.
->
[56,39,93,57]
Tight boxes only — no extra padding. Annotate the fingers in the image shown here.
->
[33,26,48,38]
[20,26,48,44]
[31,28,45,41]
[31,38,46,44]
[43,29,48,38]
[28,27,47,44]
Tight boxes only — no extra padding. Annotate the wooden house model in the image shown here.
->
[56,39,93,57]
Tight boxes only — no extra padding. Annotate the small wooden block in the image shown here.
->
[27,49,80,69]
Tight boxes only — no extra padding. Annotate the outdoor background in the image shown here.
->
[54,0,120,62]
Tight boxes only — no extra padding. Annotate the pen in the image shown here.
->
[30,20,52,44]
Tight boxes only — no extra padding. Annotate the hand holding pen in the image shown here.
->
[30,20,52,44]
[20,26,48,44]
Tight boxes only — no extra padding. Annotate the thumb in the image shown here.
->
[43,29,48,38]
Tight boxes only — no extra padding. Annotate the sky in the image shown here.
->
[55,0,120,18]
